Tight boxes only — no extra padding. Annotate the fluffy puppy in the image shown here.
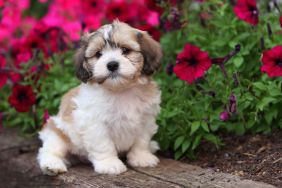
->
[37,21,162,175]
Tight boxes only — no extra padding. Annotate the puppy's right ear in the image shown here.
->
[136,31,162,76]
[74,33,93,83]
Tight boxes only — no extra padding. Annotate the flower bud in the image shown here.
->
[166,64,174,76]
[220,111,230,121]
[229,93,237,114]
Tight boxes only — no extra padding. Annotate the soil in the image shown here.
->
[185,130,282,187]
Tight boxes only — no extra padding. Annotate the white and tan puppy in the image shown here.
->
[37,21,162,175]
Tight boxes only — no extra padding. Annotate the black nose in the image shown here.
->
[107,61,119,72]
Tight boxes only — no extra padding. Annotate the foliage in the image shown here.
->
[155,0,282,159]
[1,51,78,134]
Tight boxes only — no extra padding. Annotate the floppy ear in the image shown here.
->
[137,31,162,75]
[74,33,93,83]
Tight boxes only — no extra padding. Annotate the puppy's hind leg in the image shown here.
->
[37,119,69,176]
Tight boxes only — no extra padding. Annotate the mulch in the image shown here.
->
[185,130,282,187]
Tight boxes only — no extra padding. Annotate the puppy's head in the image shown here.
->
[74,21,162,89]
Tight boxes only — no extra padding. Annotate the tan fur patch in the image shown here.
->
[111,21,162,75]
[44,118,70,144]
[139,80,160,102]
[85,35,106,58]
[111,21,141,51]
[58,87,79,123]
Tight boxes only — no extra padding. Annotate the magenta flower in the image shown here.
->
[174,44,212,84]
[233,0,259,26]
[220,111,230,121]
[261,46,282,77]
[229,93,237,114]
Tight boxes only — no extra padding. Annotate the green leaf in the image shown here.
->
[190,121,201,135]
[246,119,256,129]
[203,134,220,146]
[264,108,278,125]
[235,123,246,135]
[268,88,282,97]
[192,135,202,150]
[174,136,185,151]
[257,97,276,111]
[233,56,243,68]
[181,139,191,153]
[174,150,183,160]
[201,122,209,132]
[253,82,266,91]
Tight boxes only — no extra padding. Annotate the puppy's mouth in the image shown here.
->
[95,72,123,84]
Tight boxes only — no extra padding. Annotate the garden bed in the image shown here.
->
[186,130,282,187]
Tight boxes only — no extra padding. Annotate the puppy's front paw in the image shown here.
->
[94,158,127,175]
[39,155,67,176]
[127,151,159,168]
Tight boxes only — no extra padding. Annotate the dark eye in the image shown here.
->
[95,51,102,58]
[121,47,131,55]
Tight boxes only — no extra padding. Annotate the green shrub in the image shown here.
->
[155,0,282,159]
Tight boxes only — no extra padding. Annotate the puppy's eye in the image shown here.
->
[121,47,131,55]
[95,51,102,58]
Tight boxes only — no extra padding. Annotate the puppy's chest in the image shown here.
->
[81,89,152,152]
[90,91,148,126]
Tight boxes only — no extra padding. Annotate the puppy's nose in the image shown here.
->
[107,61,119,72]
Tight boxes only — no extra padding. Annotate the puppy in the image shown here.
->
[37,21,162,175]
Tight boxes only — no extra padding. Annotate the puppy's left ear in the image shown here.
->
[74,33,93,83]
[137,31,162,75]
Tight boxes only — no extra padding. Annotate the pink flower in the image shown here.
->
[127,1,159,27]
[145,0,163,14]
[106,1,130,22]
[146,12,160,26]
[10,38,32,66]
[81,0,105,14]
[43,27,68,53]
[38,0,48,3]
[174,44,212,84]
[82,15,103,31]
[9,72,22,83]
[0,55,8,89]
[0,0,4,7]
[261,45,282,77]
[43,15,81,41]
[20,17,37,36]
[0,6,21,31]
[8,84,36,112]
[42,0,82,40]
[233,0,259,26]
[137,24,161,41]
[229,93,237,114]
[220,111,230,121]
[8,0,30,11]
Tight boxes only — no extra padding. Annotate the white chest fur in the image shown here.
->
[66,83,161,153]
